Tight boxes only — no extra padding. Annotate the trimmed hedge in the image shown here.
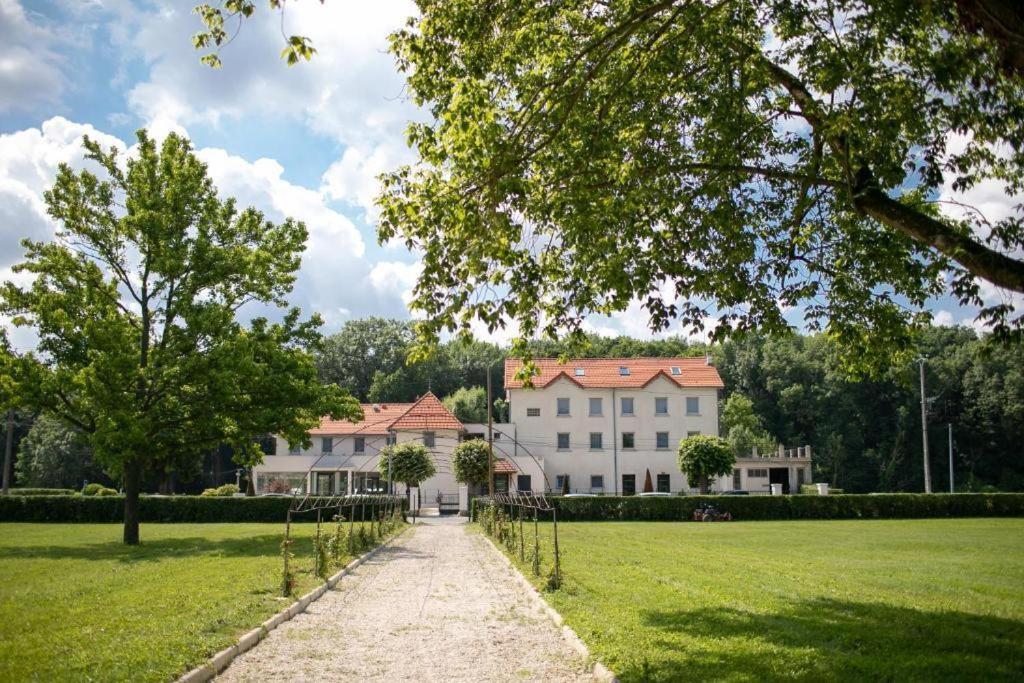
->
[0,495,407,523]
[473,493,1024,522]
[6,488,77,496]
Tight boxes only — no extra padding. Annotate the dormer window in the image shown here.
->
[671,366,681,376]
[619,366,630,376]
[574,367,585,376]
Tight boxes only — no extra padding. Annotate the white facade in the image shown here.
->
[508,374,722,494]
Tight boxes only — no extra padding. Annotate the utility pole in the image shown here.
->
[2,408,13,495]
[948,423,954,494]
[387,429,395,494]
[487,367,494,496]
[918,357,932,493]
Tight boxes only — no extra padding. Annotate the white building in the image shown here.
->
[504,357,813,494]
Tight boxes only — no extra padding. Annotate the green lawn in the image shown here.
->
[506,519,1024,681]
[0,521,386,682]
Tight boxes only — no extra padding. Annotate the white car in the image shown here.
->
[638,491,671,497]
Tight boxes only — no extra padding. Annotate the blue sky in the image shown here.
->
[0,0,1015,351]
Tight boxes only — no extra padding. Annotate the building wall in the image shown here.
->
[508,375,721,494]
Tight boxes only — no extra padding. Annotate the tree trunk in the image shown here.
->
[699,476,709,495]
[123,458,142,545]
[246,468,255,496]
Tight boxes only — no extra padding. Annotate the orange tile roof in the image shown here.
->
[309,392,463,435]
[390,392,465,431]
[504,357,724,389]
[493,459,517,474]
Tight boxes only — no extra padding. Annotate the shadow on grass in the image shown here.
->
[0,534,294,562]
[626,598,1024,682]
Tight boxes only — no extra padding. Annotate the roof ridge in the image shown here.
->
[504,356,708,362]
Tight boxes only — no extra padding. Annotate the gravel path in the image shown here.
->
[218,520,593,682]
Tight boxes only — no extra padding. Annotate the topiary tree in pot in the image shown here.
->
[677,435,735,495]
[378,442,436,493]
[452,439,490,493]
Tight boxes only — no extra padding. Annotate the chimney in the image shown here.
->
[705,353,713,366]
[372,404,381,413]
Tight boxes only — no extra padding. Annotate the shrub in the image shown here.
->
[7,488,76,496]
[472,493,1024,522]
[94,487,119,497]
[81,483,105,496]
[200,483,240,497]
[0,495,408,523]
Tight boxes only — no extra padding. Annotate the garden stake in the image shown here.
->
[533,507,540,576]
[315,508,322,578]
[552,507,560,588]
[348,499,356,554]
[518,505,525,563]
[283,509,292,597]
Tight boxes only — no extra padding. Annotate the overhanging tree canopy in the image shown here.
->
[0,131,361,543]
[373,0,1024,363]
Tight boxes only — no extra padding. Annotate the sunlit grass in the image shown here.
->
[492,519,1024,681]
[0,521,391,681]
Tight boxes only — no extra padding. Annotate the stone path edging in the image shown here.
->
[479,534,619,682]
[176,526,411,683]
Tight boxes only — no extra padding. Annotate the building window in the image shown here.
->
[619,366,630,376]
[517,474,532,491]
[747,468,768,478]
[733,468,742,489]
[386,433,397,446]
[423,431,436,448]
[687,430,701,438]
[657,474,671,493]
[671,366,682,376]
[655,397,669,415]
[622,432,635,449]
[557,397,570,416]
[555,474,570,492]
[574,367,585,376]
[526,407,541,417]
[621,397,634,416]
[354,437,365,453]
[557,432,571,450]
[797,468,806,486]
[288,443,302,455]
[656,432,669,449]
[588,397,603,416]
[321,437,333,453]
[590,475,604,491]
[622,474,636,495]
[589,432,603,450]
[686,396,700,415]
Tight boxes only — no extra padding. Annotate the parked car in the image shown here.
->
[720,490,750,495]
[563,493,597,498]
[639,491,671,497]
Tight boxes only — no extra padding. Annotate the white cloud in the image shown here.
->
[320,141,413,222]
[932,310,956,327]
[1,117,379,344]
[368,260,422,306]
[0,0,65,113]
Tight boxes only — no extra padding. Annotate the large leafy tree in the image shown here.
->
[442,386,489,423]
[0,131,361,543]
[14,414,107,489]
[374,0,1024,363]
[316,318,415,400]
[378,442,437,490]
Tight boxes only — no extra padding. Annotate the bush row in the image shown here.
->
[473,493,1024,522]
[6,488,77,496]
[0,495,407,523]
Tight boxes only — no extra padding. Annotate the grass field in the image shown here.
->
[0,521,392,682]
[500,519,1024,681]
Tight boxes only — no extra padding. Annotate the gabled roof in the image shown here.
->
[390,392,465,431]
[309,392,463,435]
[504,357,724,389]
[493,459,517,474]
